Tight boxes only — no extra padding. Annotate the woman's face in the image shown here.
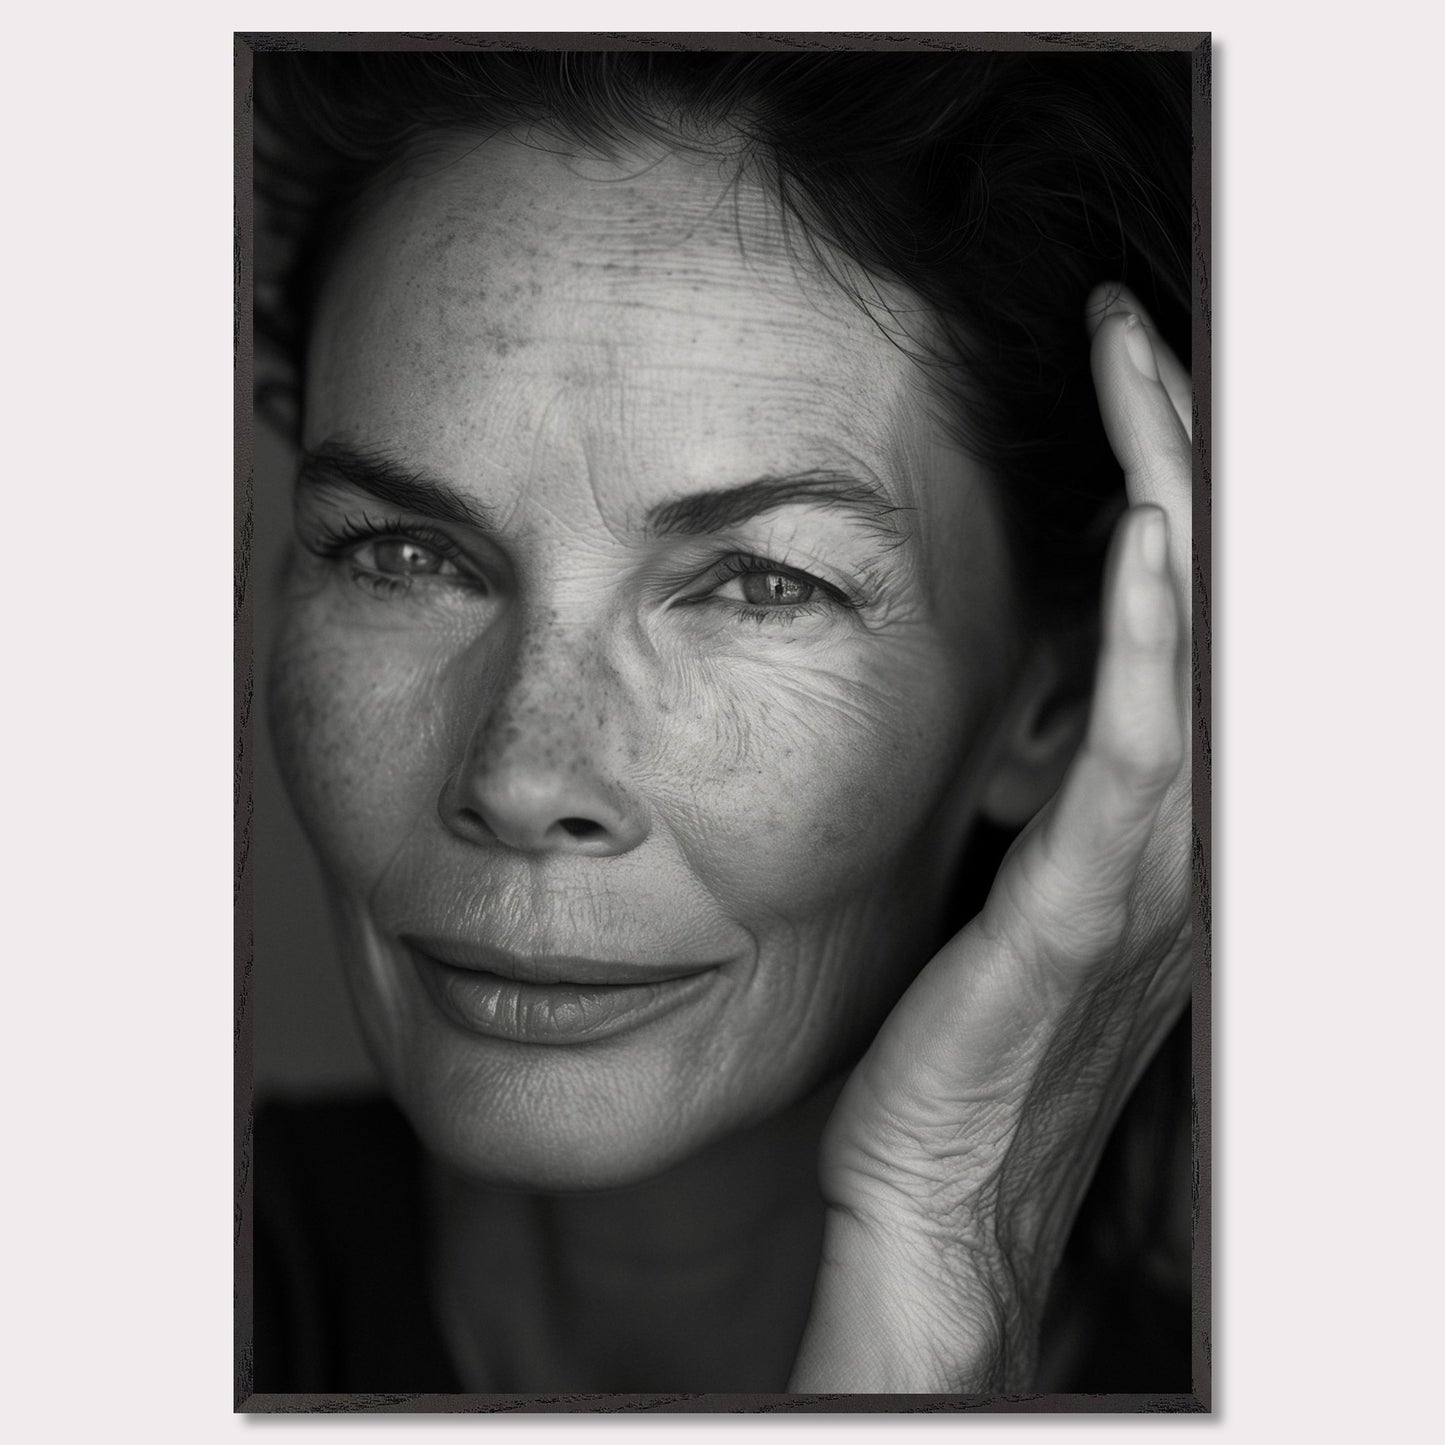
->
[271,132,1037,1188]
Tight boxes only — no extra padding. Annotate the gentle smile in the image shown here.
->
[405,939,724,1044]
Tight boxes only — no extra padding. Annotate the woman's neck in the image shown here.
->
[427,1074,845,1393]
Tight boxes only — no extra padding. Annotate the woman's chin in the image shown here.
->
[401,1091,722,1194]
[386,1034,841,1195]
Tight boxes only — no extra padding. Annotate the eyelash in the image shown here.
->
[699,552,858,626]
[301,515,855,625]
[301,513,479,597]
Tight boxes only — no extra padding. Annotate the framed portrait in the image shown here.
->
[235,29,1211,1415]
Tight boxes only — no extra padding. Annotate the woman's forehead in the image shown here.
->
[304,132,956,518]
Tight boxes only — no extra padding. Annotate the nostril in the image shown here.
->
[557,817,606,841]
[456,806,495,839]
[440,765,644,853]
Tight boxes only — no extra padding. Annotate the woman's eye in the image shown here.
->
[302,517,484,600]
[723,570,817,607]
[694,554,856,619]
[357,537,459,578]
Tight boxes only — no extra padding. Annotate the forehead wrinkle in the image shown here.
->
[408,135,885,358]
[590,338,917,446]
[514,131,780,262]
[496,359,657,556]
[579,347,646,549]
[407,131,781,297]
[324,135,923,397]
[309,128,978,562]
[579,366,916,546]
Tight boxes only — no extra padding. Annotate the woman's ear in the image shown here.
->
[979,630,1095,829]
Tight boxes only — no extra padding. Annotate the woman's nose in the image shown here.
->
[437,645,649,858]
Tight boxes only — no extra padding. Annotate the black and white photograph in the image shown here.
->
[236,32,1210,1412]
[19,13,1445,1444]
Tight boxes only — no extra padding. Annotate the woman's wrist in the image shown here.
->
[789,1203,1039,1394]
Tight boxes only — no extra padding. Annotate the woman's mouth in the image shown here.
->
[405,938,723,1045]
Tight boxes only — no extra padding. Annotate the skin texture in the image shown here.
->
[269,133,1072,1194]
[793,291,1192,1392]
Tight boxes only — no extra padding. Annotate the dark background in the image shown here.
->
[252,417,378,1096]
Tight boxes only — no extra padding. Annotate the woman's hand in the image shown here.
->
[791,283,1196,1393]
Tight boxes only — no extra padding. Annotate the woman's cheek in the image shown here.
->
[269,604,459,890]
[656,640,982,912]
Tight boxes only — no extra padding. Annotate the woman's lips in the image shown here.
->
[405,939,723,1044]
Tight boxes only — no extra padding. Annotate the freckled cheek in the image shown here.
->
[269,613,457,889]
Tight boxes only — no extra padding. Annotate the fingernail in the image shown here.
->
[1137,506,1167,573]
[1124,314,1159,382]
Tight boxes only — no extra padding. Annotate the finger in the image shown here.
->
[852,507,1183,1108]
[984,505,1184,976]
[1085,281,1191,440]
[1088,310,1192,626]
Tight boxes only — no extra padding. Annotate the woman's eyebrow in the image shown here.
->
[297,446,910,543]
[643,471,911,541]
[295,441,494,529]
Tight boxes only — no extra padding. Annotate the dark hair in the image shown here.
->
[254,49,1190,620]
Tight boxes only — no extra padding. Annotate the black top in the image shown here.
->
[252,1096,460,1393]
[251,1077,1192,1396]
